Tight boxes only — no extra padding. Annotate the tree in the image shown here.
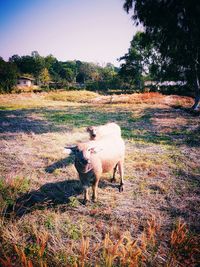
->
[59,68,74,82]
[123,0,200,109]
[39,68,51,86]
[31,51,45,81]
[9,51,45,83]
[0,58,18,93]
[79,62,95,82]
[44,54,57,70]
[119,32,159,91]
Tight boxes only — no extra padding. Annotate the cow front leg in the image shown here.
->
[83,186,90,204]
[92,179,99,203]
[111,164,118,183]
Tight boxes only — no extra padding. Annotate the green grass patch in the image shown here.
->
[122,128,172,145]
[0,176,30,208]
[0,106,11,110]
[44,107,131,128]
[45,110,108,128]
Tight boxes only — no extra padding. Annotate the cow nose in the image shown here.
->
[82,158,89,165]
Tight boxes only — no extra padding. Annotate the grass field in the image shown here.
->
[0,91,200,266]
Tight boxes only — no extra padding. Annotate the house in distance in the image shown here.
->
[16,76,39,92]
[17,76,35,88]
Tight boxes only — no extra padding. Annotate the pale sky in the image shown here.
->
[0,0,141,66]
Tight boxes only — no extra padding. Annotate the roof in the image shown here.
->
[18,76,35,81]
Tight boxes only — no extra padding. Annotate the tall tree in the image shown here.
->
[0,58,18,93]
[9,52,44,82]
[119,32,160,91]
[123,0,200,109]
[44,54,57,70]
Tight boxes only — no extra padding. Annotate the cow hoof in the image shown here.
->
[119,185,124,192]
[83,199,89,205]
[111,178,116,183]
[92,197,97,203]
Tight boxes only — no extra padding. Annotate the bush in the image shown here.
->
[159,85,193,96]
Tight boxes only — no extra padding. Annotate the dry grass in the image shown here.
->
[0,91,199,266]
[88,92,193,106]
[44,90,99,102]
[0,90,100,110]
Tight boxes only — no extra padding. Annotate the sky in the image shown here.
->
[0,0,141,66]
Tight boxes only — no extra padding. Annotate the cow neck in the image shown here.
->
[75,159,93,173]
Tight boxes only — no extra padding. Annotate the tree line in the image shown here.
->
[1,0,200,111]
[1,28,193,96]
[0,51,131,93]
[0,39,186,96]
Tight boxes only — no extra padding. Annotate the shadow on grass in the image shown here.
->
[124,107,200,147]
[172,106,200,116]
[45,155,74,173]
[6,179,83,218]
[5,177,120,218]
[0,108,68,138]
[185,126,200,147]
[161,169,200,233]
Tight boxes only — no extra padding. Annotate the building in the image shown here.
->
[17,76,35,88]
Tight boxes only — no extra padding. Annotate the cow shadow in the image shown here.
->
[6,179,83,218]
[45,154,74,173]
[5,177,120,218]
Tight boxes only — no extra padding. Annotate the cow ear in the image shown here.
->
[86,126,92,132]
[89,147,95,153]
[89,146,102,154]
[64,146,78,154]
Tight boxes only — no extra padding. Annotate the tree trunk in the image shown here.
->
[191,66,200,111]
[192,75,200,110]
[192,93,200,110]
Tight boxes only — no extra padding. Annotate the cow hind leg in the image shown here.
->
[118,160,124,192]
[111,164,118,183]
